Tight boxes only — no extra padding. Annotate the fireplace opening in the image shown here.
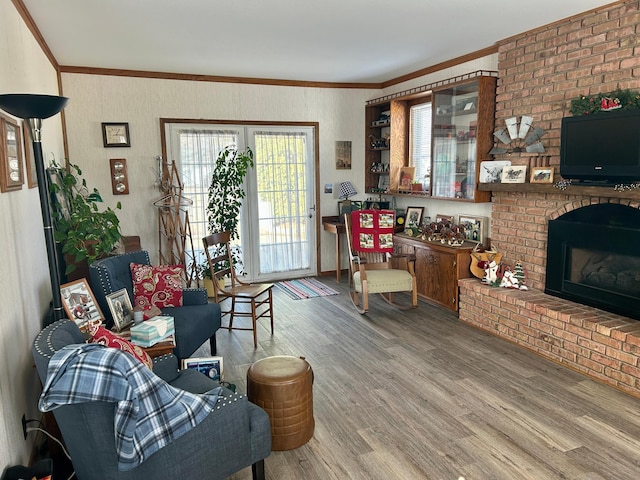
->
[545,203,640,320]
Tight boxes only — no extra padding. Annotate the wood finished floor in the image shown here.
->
[201,277,640,480]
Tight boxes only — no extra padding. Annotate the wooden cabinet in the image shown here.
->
[364,71,496,203]
[394,234,473,312]
[431,76,495,202]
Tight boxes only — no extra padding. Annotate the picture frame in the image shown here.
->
[335,140,352,169]
[479,160,511,183]
[181,356,224,381]
[102,122,130,148]
[530,166,554,184]
[398,166,415,191]
[458,215,488,243]
[0,113,24,192]
[435,213,455,225]
[22,122,37,188]
[405,206,424,229]
[106,288,134,332]
[501,165,527,183]
[60,279,104,329]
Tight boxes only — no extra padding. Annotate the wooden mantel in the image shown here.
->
[478,182,640,200]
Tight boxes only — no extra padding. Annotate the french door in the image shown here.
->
[165,122,317,282]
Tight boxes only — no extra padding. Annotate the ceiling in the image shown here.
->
[22,0,614,84]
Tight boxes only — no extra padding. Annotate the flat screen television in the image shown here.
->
[560,108,640,183]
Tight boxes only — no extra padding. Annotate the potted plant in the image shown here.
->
[205,145,253,277]
[48,159,122,280]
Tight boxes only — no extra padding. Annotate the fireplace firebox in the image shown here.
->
[545,203,640,320]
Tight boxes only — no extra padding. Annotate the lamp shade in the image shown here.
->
[338,181,357,200]
[0,94,68,120]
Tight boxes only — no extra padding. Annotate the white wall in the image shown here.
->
[60,73,378,272]
[61,54,498,276]
[0,0,66,469]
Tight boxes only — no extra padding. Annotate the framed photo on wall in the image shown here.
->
[102,122,130,147]
[106,288,134,332]
[0,113,24,192]
[22,122,37,188]
[335,140,352,169]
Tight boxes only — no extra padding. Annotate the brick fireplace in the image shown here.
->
[459,191,640,399]
[457,1,640,398]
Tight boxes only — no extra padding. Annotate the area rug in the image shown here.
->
[275,278,339,300]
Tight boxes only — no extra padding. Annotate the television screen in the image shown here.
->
[560,109,640,183]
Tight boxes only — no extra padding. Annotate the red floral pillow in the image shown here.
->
[130,263,184,309]
[88,325,153,369]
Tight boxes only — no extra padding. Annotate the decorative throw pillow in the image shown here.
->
[88,324,153,369]
[130,263,184,309]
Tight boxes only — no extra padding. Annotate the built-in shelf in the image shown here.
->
[478,182,640,200]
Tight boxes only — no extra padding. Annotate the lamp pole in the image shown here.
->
[0,94,69,321]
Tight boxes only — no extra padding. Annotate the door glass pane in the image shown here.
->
[432,81,478,200]
[251,130,313,276]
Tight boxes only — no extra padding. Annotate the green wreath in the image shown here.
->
[570,88,640,116]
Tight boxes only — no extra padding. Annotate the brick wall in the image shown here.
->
[457,1,640,398]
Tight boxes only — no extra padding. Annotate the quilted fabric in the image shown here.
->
[130,263,184,309]
[88,324,153,369]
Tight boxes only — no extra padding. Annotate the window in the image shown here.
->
[410,101,432,190]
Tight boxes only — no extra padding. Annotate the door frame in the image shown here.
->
[160,118,321,277]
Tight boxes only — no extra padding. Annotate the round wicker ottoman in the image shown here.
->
[247,355,314,451]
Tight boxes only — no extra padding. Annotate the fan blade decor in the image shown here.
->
[489,116,546,156]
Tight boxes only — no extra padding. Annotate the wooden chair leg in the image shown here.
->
[268,289,274,335]
[251,299,258,349]
[229,296,236,330]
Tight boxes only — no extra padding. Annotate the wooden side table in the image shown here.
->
[322,216,346,282]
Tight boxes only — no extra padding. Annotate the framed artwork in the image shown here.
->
[102,122,130,147]
[335,140,352,169]
[405,206,424,229]
[501,165,527,183]
[60,279,104,329]
[0,114,24,192]
[398,166,415,191]
[435,213,455,225]
[22,123,37,188]
[479,160,511,183]
[459,215,487,243]
[106,288,134,332]
[530,166,554,184]
[182,356,224,381]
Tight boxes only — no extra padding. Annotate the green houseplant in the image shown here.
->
[48,159,122,278]
[199,146,253,292]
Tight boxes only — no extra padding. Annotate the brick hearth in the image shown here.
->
[459,279,640,398]
[456,1,640,398]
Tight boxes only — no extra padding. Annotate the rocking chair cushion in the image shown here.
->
[353,269,414,294]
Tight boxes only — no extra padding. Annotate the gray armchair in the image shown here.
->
[32,319,272,480]
[89,250,220,359]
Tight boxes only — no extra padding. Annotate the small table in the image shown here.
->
[322,216,346,282]
[142,338,175,358]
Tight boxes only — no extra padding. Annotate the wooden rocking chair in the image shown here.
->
[344,209,418,314]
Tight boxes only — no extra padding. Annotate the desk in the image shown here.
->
[322,216,346,282]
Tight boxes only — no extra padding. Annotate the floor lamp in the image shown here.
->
[0,94,69,321]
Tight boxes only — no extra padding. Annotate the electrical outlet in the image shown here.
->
[22,414,28,439]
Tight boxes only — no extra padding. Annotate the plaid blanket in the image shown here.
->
[39,343,221,471]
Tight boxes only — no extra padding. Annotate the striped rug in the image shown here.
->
[275,278,340,300]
